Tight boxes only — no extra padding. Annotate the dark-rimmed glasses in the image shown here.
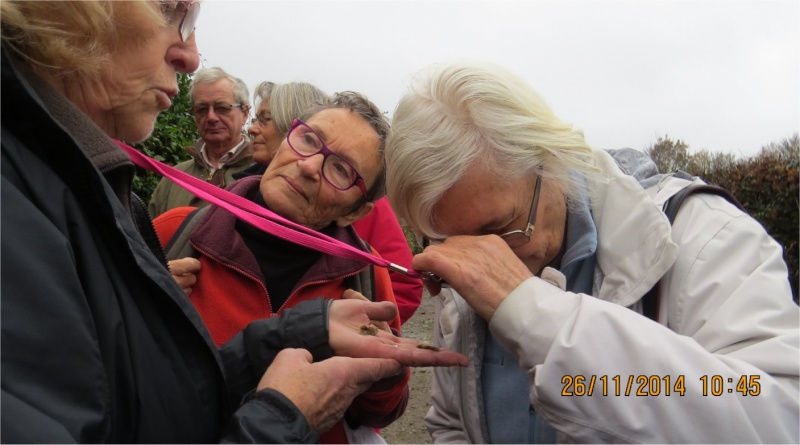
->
[422,166,543,249]
[160,1,201,42]
[287,119,368,196]
[192,102,246,118]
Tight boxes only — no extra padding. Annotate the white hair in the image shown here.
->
[386,61,599,238]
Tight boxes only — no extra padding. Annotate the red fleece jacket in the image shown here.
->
[153,177,409,444]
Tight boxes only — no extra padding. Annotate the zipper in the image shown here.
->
[193,243,274,313]
[276,266,369,314]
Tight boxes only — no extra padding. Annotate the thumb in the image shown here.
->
[169,257,201,275]
[347,357,402,385]
[275,347,314,365]
[361,300,398,323]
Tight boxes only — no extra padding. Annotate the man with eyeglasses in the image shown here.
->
[148,66,254,218]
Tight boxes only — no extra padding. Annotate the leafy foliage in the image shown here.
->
[645,136,691,173]
[131,72,198,203]
[645,134,799,301]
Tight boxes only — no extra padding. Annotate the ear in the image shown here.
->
[336,201,374,227]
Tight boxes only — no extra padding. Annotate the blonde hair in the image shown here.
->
[1,1,162,82]
[386,62,599,238]
[253,81,328,137]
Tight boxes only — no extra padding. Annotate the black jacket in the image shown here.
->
[1,48,331,443]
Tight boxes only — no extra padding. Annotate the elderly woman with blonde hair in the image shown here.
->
[386,62,799,443]
[0,2,466,442]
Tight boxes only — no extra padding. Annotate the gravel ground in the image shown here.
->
[381,291,436,444]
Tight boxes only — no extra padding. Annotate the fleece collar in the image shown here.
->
[189,176,369,283]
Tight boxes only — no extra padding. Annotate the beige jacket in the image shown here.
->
[148,138,253,218]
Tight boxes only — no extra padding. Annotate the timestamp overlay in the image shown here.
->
[560,375,762,397]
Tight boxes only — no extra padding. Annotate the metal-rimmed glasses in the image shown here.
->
[160,1,201,42]
[422,166,543,249]
[250,112,272,127]
[192,102,246,118]
[286,119,368,197]
[496,166,543,248]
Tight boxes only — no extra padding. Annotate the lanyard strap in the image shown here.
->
[118,142,418,278]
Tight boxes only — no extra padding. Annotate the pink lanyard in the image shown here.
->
[117,142,419,278]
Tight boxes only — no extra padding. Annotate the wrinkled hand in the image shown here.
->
[257,348,401,432]
[168,257,201,296]
[328,299,468,367]
[341,289,391,333]
[412,235,533,321]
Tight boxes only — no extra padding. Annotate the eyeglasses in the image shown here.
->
[497,167,543,248]
[250,113,272,127]
[160,1,201,42]
[192,102,246,118]
[286,119,368,196]
[422,166,543,249]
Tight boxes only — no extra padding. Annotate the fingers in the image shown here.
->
[359,300,398,323]
[346,330,469,367]
[342,289,369,301]
[274,347,314,364]
[421,278,442,297]
[342,357,403,385]
[256,349,402,433]
[169,257,201,275]
[169,257,201,296]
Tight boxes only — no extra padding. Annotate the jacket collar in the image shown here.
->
[588,149,679,306]
[3,48,134,209]
[190,176,370,283]
[186,137,254,170]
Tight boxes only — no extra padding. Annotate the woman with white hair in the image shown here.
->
[385,62,799,443]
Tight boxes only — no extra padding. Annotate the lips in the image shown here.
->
[156,88,178,110]
[282,176,309,201]
[155,90,173,110]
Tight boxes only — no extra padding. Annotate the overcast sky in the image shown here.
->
[194,0,799,157]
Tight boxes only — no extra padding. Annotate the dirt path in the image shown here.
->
[382,292,436,444]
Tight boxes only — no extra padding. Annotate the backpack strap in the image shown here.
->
[641,180,744,321]
[345,240,376,302]
[164,206,208,261]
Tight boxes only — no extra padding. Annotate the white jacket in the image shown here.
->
[426,149,799,443]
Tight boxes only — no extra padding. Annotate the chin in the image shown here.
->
[122,124,156,144]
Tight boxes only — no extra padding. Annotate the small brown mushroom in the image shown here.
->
[416,341,440,351]
[359,324,379,336]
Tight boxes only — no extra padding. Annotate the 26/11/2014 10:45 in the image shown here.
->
[560,374,762,397]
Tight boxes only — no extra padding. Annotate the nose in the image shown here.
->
[297,153,325,180]
[205,106,220,122]
[247,122,261,137]
[167,32,200,74]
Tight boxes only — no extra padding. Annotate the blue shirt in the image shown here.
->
[482,183,597,443]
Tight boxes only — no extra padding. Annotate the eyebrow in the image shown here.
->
[310,125,363,170]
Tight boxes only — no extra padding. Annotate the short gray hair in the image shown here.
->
[302,91,389,204]
[253,81,328,137]
[386,62,599,238]
[189,66,250,106]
